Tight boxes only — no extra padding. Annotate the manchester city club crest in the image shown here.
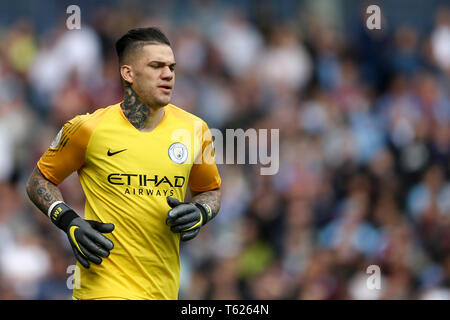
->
[168,142,188,164]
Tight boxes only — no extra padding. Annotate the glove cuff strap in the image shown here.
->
[49,202,79,231]
[194,202,212,226]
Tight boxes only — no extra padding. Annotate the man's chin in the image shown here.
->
[156,99,171,107]
[156,96,171,107]
[144,97,171,109]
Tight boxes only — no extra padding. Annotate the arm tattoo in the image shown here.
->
[122,84,150,130]
[192,189,221,220]
[26,167,64,215]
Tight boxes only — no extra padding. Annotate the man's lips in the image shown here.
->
[158,85,172,93]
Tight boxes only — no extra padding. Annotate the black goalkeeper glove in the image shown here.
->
[166,196,212,241]
[49,202,115,268]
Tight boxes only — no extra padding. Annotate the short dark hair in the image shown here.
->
[115,27,171,65]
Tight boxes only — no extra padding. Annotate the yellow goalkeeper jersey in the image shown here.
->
[37,102,221,300]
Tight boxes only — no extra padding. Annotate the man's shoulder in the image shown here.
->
[64,103,119,133]
[71,103,119,123]
[166,104,207,126]
[79,103,118,121]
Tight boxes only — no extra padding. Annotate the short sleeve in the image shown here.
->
[37,115,91,185]
[188,121,221,192]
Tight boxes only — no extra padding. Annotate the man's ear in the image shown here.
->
[120,64,134,84]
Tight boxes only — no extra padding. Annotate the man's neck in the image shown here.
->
[121,85,165,132]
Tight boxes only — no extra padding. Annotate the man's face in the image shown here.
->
[126,44,176,108]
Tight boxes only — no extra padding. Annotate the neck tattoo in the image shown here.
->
[121,85,151,130]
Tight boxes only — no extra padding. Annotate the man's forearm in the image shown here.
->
[26,167,115,268]
[26,167,64,216]
[191,188,221,220]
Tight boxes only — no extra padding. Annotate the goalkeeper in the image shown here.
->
[25,27,221,300]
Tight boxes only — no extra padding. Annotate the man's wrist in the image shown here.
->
[47,201,64,218]
[48,201,80,231]
[194,202,213,226]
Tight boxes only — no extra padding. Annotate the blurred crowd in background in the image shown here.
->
[0,0,449,299]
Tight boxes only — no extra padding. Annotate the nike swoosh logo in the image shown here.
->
[107,148,127,156]
[69,226,86,257]
[183,214,203,231]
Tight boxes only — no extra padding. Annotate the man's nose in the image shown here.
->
[161,66,174,80]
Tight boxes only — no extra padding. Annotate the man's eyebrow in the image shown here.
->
[149,61,176,66]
